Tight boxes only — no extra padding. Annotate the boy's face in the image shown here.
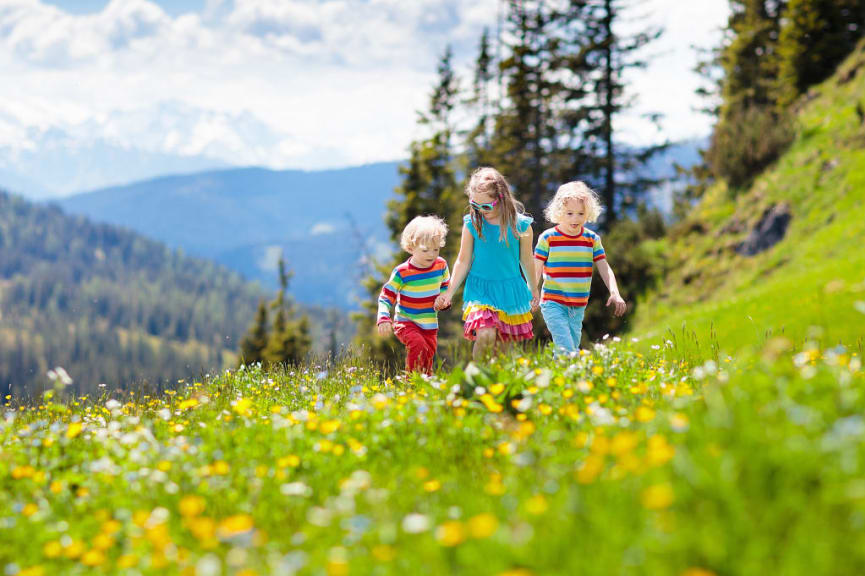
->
[559,198,588,234]
[409,242,441,267]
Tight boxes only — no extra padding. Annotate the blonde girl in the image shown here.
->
[533,181,626,354]
[435,167,538,360]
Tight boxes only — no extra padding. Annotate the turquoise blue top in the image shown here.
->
[462,212,534,315]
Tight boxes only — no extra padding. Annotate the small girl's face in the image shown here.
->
[559,198,588,234]
[409,241,441,268]
[469,189,499,217]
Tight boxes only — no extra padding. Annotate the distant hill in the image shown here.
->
[0,190,266,396]
[58,162,402,308]
[630,40,865,352]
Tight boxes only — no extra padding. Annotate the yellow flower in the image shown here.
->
[179,495,206,517]
[43,541,63,558]
[278,454,301,468]
[610,432,639,456]
[489,383,505,395]
[18,568,44,576]
[178,398,199,410]
[641,483,674,510]
[372,544,396,562]
[218,514,254,538]
[233,398,252,416]
[91,533,114,551]
[81,549,106,567]
[212,460,230,475]
[538,404,553,416]
[320,420,341,434]
[646,436,676,467]
[497,570,534,576]
[65,422,83,439]
[423,479,441,493]
[525,494,548,515]
[467,513,498,539]
[576,453,605,484]
[117,554,139,569]
[636,406,656,423]
[480,394,503,413]
[681,568,717,576]
[435,521,465,547]
[592,366,604,376]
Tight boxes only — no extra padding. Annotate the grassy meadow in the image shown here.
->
[2,335,864,575]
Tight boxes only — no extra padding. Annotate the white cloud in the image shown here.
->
[0,0,729,188]
[310,221,335,235]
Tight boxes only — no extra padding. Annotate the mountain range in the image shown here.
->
[57,162,403,308]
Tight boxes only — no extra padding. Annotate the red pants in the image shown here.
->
[393,322,438,374]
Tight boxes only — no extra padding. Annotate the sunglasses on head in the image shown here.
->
[470,197,499,212]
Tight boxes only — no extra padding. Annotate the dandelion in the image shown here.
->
[635,406,655,423]
[641,483,674,510]
[466,513,498,539]
[435,521,465,547]
[524,494,548,515]
[65,422,84,439]
[179,495,206,517]
[218,514,255,538]
[423,479,442,493]
[233,398,252,416]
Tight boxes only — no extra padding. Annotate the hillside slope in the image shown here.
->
[0,191,265,396]
[631,41,865,354]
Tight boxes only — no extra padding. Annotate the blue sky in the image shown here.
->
[0,0,729,194]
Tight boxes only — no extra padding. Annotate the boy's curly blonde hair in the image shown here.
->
[544,181,603,224]
[400,215,449,252]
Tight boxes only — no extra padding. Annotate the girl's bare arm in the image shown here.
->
[437,225,473,307]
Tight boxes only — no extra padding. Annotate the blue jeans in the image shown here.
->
[540,300,585,354]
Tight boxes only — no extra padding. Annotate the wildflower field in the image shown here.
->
[2,338,864,575]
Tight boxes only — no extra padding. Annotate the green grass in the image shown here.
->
[2,338,864,575]
[630,40,865,355]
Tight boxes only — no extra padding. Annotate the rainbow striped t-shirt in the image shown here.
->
[534,226,605,307]
[377,257,451,330]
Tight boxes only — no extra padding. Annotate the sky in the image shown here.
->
[0,0,729,184]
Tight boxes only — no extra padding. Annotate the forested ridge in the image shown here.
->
[0,190,264,396]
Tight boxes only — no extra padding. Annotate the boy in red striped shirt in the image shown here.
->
[377,215,450,374]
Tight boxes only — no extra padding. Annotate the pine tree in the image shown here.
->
[558,0,665,224]
[776,0,865,107]
[706,0,792,188]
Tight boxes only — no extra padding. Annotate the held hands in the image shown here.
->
[530,292,540,313]
[434,293,452,311]
[377,321,393,338]
[607,293,627,317]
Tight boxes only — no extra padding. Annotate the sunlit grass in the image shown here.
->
[2,335,864,575]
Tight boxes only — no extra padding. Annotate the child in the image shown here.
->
[435,167,538,360]
[533,181,626,354]
[377,215,451,375]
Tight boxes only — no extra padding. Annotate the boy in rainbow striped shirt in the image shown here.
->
[377,215,451,374]
[533,182,626,354]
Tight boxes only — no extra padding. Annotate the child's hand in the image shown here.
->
[377,321,393,337]
[435,293,452,311]
[530,293,540,312]
[607,293,627,317]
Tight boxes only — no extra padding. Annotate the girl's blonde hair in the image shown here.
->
[400,215,448,252]
[544,181,603,224]
[465,167,525,243]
